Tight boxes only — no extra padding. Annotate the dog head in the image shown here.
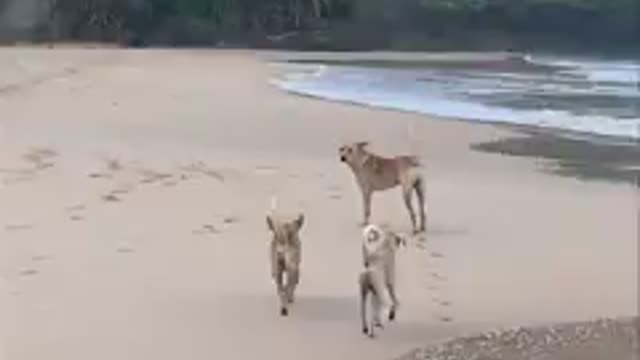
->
[339,141,369,165]
[362,224,385,254]
[362,224,407,254]
[266,213,305,246]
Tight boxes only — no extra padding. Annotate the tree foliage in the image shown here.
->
[3,0,638,50]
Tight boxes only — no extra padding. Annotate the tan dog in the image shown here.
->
[266,212,305,316]
[339,142,426,234]
[359,224,406,338]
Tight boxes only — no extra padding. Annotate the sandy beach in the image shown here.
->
[0,47,637,360]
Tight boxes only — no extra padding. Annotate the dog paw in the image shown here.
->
[280,307,288,317]
[388,309,396,321]
[362,326,369,335]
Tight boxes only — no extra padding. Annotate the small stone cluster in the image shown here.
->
[397,317,638,360]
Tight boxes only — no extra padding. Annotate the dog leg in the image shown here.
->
[414,178,426,233]
[275,261,288,316]
[359,273,370,335]
[361,189,372,226]
[270,243,279,280]
[402,186,418,234]
[387,281,399,321]
[286,267,299,304]
[370,271,389,330]
[279,282,289,316]
[372,292,384,329]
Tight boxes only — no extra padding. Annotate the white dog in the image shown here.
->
[359,224,406,337]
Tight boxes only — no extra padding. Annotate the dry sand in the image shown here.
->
[0,47,637,360]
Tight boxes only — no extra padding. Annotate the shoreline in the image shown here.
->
[264,50,639,142]
[271,75,640,186]
[275,79,637,145]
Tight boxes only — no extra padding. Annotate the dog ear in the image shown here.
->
[293,213,305,231]
[355,141,369,149]
[266,215,275,232]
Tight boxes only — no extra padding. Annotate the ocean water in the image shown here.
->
[271,54,640,139]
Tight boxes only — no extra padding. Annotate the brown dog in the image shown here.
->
[339,142,426,234]
[266,212,305,316]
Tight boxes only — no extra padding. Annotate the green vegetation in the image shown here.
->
[2,0,639,51]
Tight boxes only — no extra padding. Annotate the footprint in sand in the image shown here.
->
[163,180,179,187]
[101,184,134,202]
[102,193,122,203]
[66,204,86,212]
[193,224,220,235]
[116,245,135,254]
[31,255,49,262]
[254,165,278,175]
[89,156,124,179]
[112,185,134,196]
[181,163,225,182]
[66,204,87,221]
[22,147,58,171]
[431,272,448,281]
[326,185,343,199]
[4,223,34,232]
[139,169,173,185]
[18,268,39,277]
[203,224,217,232]
[432,297,452,307]
[88,172,111,179]
[222,216,239,225]
[0,168,36,185]
[106,158,122,172]
[200,169,224,181]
